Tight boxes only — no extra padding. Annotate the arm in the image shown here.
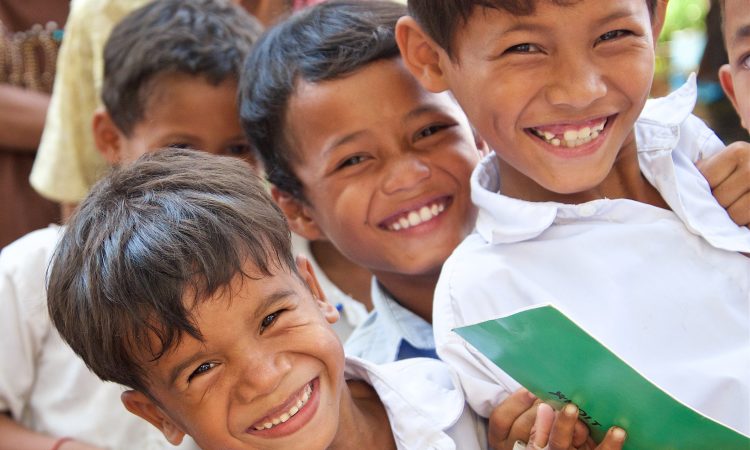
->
[0,414,101,450]
[0,85,50,152]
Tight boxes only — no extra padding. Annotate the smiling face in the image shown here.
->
[282,59,482,288]
[429,0,659,201]
[122,258,345,450]
[99,72,256,166]
[719,0,750,132]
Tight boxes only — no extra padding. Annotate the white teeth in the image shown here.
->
[386,201,448,231]
[253,383,313,431]
[532,119,607,148]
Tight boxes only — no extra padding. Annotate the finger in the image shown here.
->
[488,388,538,447]
[595,427,627,450]
[528,403,555,449]
[547,404,578,450]
[572,418,590,448]
[696,141,750,189]
[710,167,750,210]
[728,195,750,227]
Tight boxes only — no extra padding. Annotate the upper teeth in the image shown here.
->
[253,383,312,431]
[389,202,446,231]
[532,120,606,148]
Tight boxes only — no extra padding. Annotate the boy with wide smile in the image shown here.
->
[45,149,488,449]
[398,0,750,436]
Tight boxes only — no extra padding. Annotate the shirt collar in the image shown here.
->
[371,279,435,352]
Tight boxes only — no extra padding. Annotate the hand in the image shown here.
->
[696,141,750,228]
[523,403,626,450]
[488,390,589,450]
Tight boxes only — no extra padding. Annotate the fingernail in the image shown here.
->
[563,403,578,416]
[512,440,527,450]
[611,427,627,442]
[526,389,537,401]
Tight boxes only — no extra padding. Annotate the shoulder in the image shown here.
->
[1,226,63,274]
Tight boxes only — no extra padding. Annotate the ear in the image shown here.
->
[121,390,186,446]
[396,16,451,93]
[92,109,125,165]
[719,64,745,128]
[271,186,325,241]
[472,127,490,158]
[295,255,339,324]
[651,0,669,42]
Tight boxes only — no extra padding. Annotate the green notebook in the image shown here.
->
[454,304,750,450]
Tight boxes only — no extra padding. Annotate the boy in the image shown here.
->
[46,148,489,450]
[0,1,262,447]
[397,0,750,436]
[716,0,750,227]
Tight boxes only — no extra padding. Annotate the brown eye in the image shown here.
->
[260,310,282,332]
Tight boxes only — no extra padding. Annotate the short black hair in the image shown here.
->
[239,0,406,201]
[47,149,295,395]
[407,0,659,57]
[103,0,263,136]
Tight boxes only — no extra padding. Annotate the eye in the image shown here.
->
[225,143,253,156]
[260,310,282,333]
[167,142,194,150]
[504,43,542,54]
[187,362,216,382]
[740,53,750,70]
[415,123,451,141]
[335,154,369,170]
[597,29,631,43]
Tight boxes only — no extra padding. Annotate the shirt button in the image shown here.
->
[577,203,597,217]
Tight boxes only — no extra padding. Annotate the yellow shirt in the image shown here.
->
[31,0,151,203]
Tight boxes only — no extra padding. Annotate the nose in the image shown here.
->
[381,153,431,195]
[233,351,292,402]
[544,55,607,109]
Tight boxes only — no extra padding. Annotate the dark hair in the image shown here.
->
[103,0,263,136]
[47,149,295,394]
[239,0,406,201]
[407,0,659,57]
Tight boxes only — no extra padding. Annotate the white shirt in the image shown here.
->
[0,226,198,449]
[345,278,436,363]
[433,77,750,434]
[345,356,487,450]
[291,233,369,342]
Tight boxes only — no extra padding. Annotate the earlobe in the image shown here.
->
[395,16,451,93]
[92,109,124,165]
[121,391,186,446]
[295,255,339,324]
[718,65,745,128]
[270,186,325,240]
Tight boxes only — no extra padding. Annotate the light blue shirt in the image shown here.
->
[344,278,436,364]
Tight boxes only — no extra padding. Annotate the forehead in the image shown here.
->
[723,0,750,48]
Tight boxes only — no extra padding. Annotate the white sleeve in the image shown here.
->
[433,254,518,418]
[0,230,57,418]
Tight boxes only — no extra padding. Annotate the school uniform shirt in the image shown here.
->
[345,278,437,363]
[291,233,369,342]
[433,75,750,434]
[0,226,199,449]
[345,356,488,450]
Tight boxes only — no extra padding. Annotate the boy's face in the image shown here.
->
[95,73,256,166]
[280,59,483,280]
[719,0,750,132]
[122,257,344,450]
[401,0,663,198]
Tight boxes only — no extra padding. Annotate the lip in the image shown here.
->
[377,195,453,232]
[246,377,320,439]
[525,114,616,159]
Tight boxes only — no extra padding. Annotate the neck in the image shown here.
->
[330,380,396,450]
[370,270,438,324]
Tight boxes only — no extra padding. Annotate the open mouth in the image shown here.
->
[250,381,314,432]
[379,196,452,232]
[527,116,610,148]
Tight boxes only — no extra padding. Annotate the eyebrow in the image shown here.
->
[490,6,638,36]
[731,24,750,46]
[166,288,296,387]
